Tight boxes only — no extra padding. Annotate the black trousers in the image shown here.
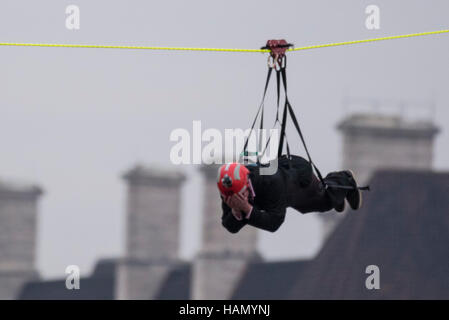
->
[291,171,352,214]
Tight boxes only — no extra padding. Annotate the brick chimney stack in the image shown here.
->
[192,164,259,299]
[0,180,43,299]
[117,165,185,299]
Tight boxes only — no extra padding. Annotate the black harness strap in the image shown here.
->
[325,183,370,191]
[277,84,288,156]
[278,64,369,191]
[258,80,265,163]
[277,65,324,184]
[260,69,283,159]
[277,61,294,159]
[287,99,326,183]
[275,69,281,123]
[242,67,273,158]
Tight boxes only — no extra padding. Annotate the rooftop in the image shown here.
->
[337,113,440,137]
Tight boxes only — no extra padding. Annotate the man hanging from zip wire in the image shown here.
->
[217,39,368,234]
[217,156,365,234]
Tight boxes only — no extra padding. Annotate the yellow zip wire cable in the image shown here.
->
[290,29,449,51]
[0,29,448,53]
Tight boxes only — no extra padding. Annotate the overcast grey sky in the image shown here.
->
[1,1,448,279]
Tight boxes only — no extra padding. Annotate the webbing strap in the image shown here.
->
[325,183,371,191]
[258,82,265,163]
[259,70,282,158]
[275,70,281,123]
[242,67,273,157]
[278,65,324,184]
[277,79,289,158]
[278,66,369,191]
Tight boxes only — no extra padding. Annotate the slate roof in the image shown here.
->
[232,260,309,299]
[155,263,192,300]
[289,170,449,299]
[18,259,116,300]
[18,259,193,300]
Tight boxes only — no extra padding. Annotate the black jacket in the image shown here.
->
[221,155,314,233]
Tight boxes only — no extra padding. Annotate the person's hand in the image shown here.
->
[231,208,243,220]
[223,196,233,209]
[223,196,242,220]
[226,193,252,218]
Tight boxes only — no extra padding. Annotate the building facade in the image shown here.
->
[0,180,43,299]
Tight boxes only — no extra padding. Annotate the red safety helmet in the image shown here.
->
[217,163,250,197]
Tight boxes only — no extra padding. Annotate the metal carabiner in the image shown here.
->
[274,55,286,71]
[267,55,276,69]
[280,55,287,69]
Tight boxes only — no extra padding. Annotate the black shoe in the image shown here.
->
[344,170,362,210]
[334,200,346,213]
